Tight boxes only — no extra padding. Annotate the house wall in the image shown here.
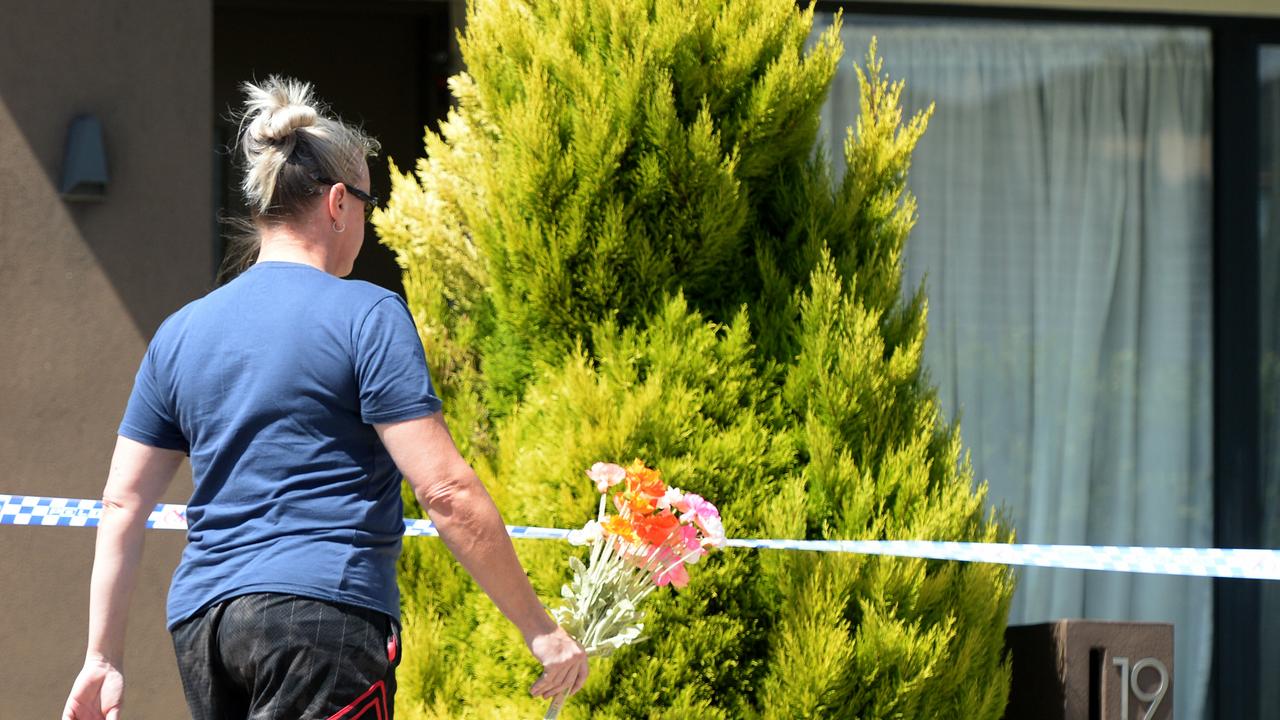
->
[0,0,212,716]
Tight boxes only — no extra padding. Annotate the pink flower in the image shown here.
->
[587,462,627,493]
[653,560,689,588]
[674,493,726,546]
[679,525,707,564]
[698,514,726,548]
[680,524,700,548]
[676,494,719,524]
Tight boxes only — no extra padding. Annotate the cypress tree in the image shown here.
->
[374,1,1014,717]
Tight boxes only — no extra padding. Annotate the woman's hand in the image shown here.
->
[527,626,589,699]
[62,656,124,720]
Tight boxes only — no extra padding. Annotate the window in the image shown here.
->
[1258,41,1280,717]
[816,14,1215,717]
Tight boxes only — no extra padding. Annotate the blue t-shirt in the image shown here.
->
[119,261,442,630]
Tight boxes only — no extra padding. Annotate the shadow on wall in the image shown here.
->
[0,1,460,338]
[0,3,212,716]
[0,0,214,338]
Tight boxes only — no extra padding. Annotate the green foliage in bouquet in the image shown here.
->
[373,0,1014,717]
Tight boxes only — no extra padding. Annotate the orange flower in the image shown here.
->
[632,511,681,547]
[602,514,638,544]
[624,493,657,516]
[622,459,667,515]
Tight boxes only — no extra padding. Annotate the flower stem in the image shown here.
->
[544,692,567,719]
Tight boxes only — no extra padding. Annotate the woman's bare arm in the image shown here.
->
[375,413,589,700]
[62,436,184,720]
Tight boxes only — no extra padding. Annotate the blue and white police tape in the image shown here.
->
[4,494,1279,581]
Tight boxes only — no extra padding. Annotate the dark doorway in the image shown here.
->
[213,0,457,294]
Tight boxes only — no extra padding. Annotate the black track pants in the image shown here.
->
[171,593,400,720]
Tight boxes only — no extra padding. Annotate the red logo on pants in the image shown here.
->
[326,680,388,720]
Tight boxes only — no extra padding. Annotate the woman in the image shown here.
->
[61,77,587,720]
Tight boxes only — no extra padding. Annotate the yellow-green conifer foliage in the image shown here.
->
[374,1,1014,717]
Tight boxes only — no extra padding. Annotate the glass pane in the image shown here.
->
[814,16,1215,718]
[1258,42,1280,718]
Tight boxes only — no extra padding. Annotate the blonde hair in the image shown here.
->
[217,77,379,284]
[235,75,379,220]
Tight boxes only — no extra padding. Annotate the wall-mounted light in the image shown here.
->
[60,114,109,202]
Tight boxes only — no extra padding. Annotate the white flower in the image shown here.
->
[656,486,685,510]
[567,520,604,547]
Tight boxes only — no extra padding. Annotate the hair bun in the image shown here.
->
[234,75,379,217]
[241,76,318,144]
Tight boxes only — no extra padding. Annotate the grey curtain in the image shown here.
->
[815,17,1215,718]
[1258,44,1280,719]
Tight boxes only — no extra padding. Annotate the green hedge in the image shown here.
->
[373,1,1014,717]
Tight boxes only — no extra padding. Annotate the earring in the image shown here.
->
[332,220,346,233]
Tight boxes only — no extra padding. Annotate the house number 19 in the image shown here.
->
[1112,656,1169,720]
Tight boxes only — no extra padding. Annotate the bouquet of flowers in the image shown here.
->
[544,460,725,718]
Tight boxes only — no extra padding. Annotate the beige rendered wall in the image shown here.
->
[0,0,211,718]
